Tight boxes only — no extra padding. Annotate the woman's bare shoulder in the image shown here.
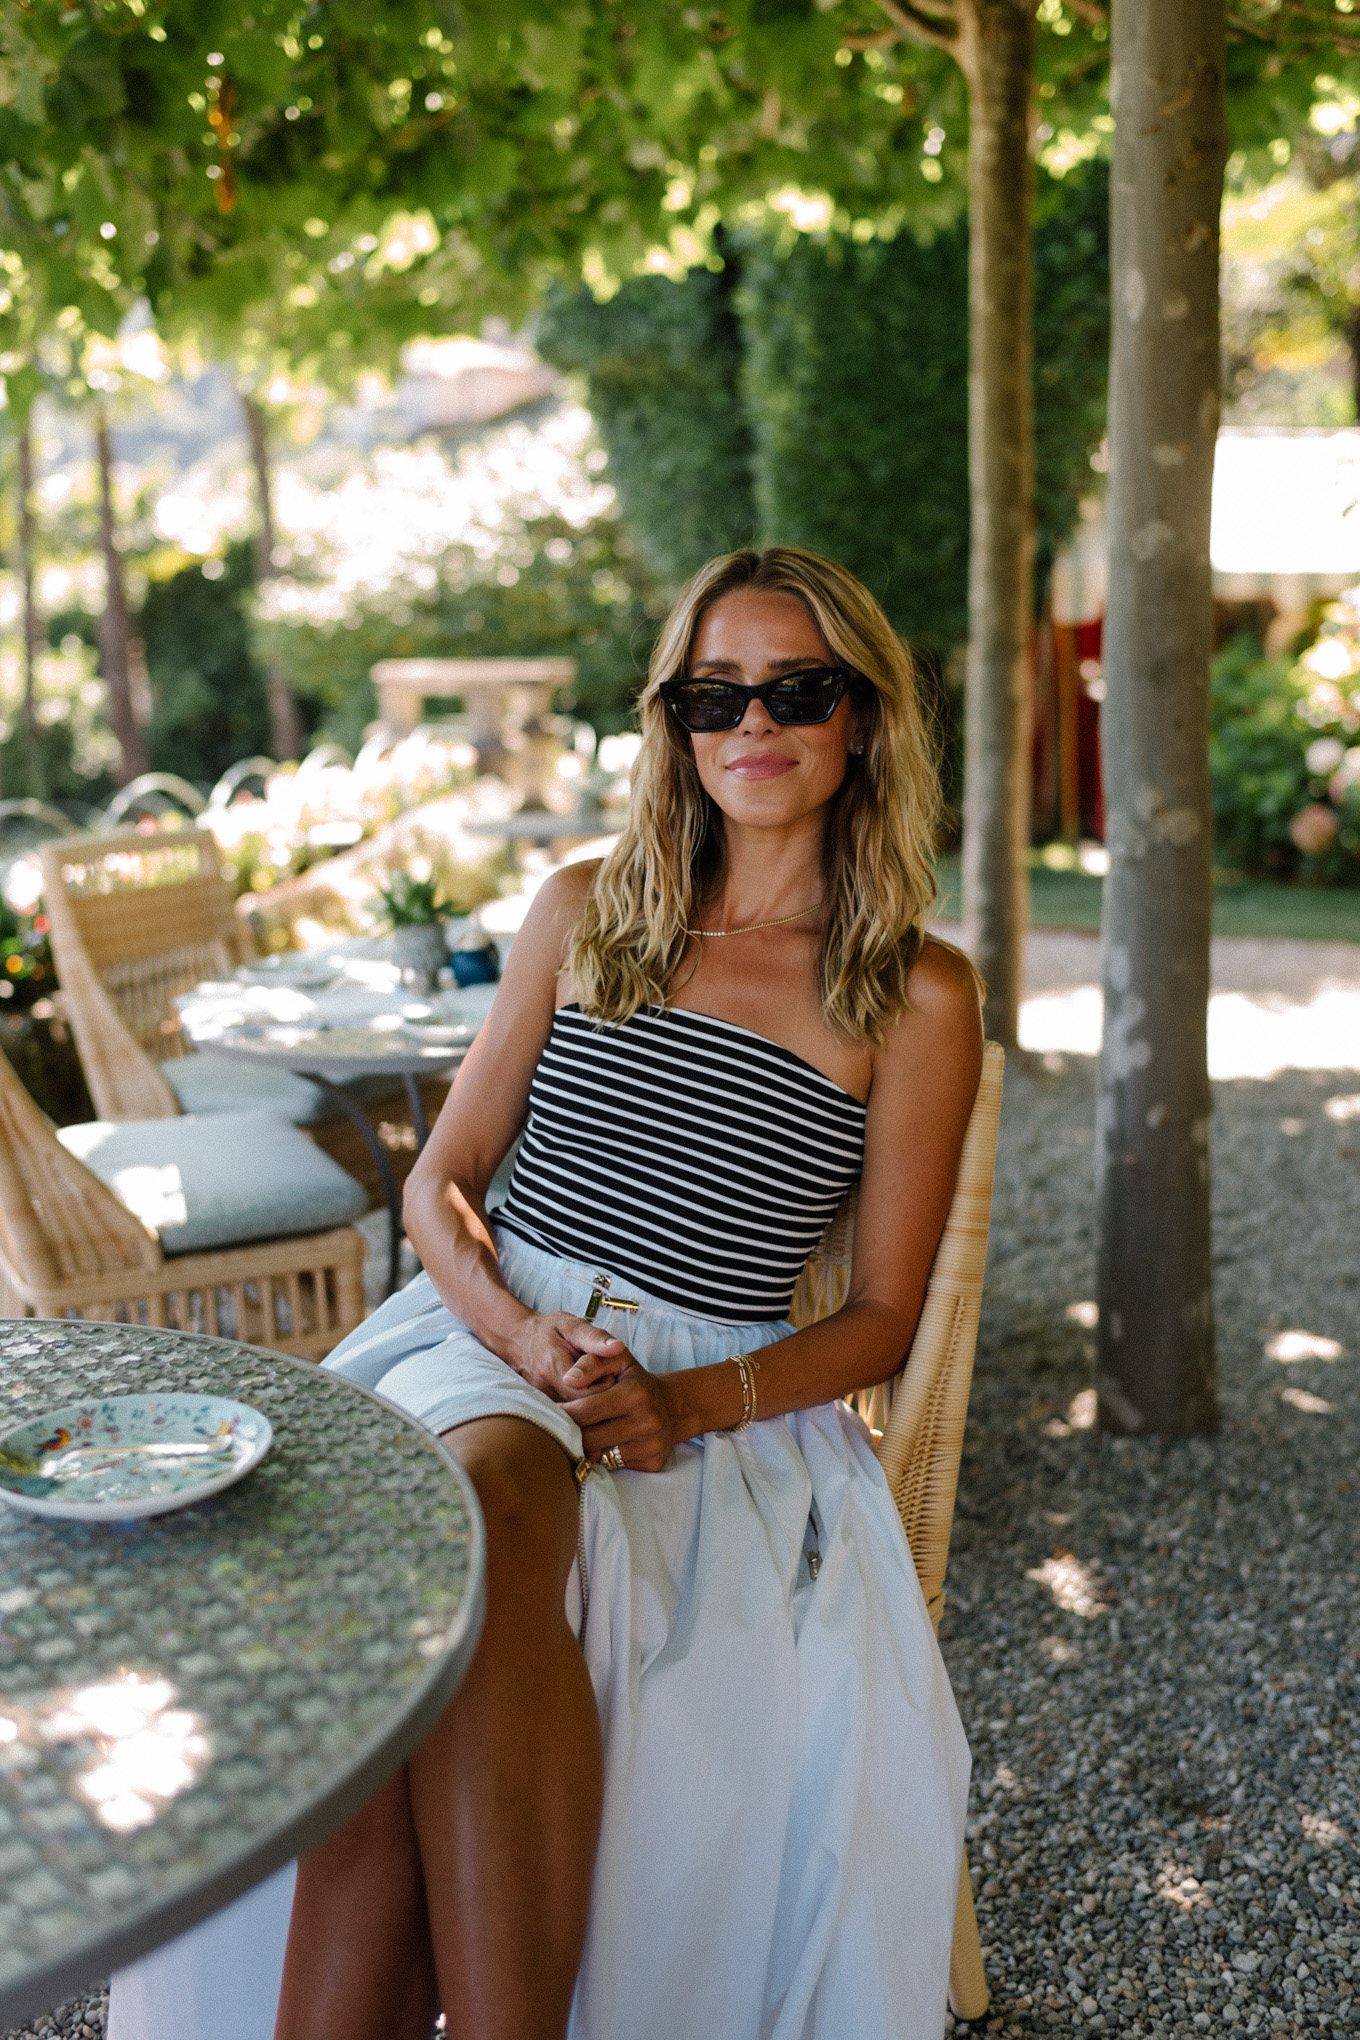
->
[517,859,603,934]
[872,935,983,1088]
[550,857,605,899]
[493,861,603,990]
[906,935,984,1024]
[863,935,983,1140]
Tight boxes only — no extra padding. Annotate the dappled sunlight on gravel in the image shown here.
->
[943,1054,1360,2038]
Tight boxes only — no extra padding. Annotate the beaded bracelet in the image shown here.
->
[727,1352,761,1432]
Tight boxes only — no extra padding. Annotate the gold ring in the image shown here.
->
[603,1446,625,1472]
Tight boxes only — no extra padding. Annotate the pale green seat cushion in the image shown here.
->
[58,1111,367,1257]
[162,1049,333,1126]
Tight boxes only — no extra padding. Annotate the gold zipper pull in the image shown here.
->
[584,1273,640,1321]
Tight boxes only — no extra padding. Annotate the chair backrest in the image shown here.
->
[789,1040,1004,1623]
[39,828,247,1120]
[0,1044,162,1290]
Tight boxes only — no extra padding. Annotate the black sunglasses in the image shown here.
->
[658,665,862,733]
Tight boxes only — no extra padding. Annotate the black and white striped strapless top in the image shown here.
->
[495,1003,866,1323]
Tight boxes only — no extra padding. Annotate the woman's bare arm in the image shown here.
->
[561,940,984,1461]
[402,863,630,1398]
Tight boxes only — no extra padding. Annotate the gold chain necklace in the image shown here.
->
[684,901,821,939]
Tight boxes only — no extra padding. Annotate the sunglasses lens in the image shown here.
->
[767,671,844,724]
[668,683,742,731]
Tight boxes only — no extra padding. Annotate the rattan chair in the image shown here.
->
[38,827,248,1121]
[789,1037,1005,2024]
[36,830,446,1207]
[0,1044,366,1362]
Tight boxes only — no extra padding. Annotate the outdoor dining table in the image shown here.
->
[0,1318,485,2034]
[179,964,499,1298]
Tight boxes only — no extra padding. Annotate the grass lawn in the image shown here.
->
[934,854,1360,943]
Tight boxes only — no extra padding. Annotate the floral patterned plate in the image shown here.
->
[0,1393,273,1523]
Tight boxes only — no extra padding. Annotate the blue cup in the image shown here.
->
[450,942,501,987]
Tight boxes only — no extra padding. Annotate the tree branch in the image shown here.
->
[870,0,960,52]
[1225,1,1360,54]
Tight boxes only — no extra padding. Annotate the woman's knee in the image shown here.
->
[443,1417,578,1584]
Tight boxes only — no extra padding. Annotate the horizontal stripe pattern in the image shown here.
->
[496,1005,865,1323]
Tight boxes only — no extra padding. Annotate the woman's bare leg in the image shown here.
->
[275,1415,600,2040]
[412,1416,603,2040]
[274,1769,437,2040]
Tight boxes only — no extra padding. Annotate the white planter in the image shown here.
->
[391,923,446,993]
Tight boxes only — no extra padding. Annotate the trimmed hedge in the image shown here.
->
[539,160,1111,671]
[737,224,970,655]
[141,540,276,785]
[536,250,758,591]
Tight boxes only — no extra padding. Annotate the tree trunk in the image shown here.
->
[957,0,1034,1049]
[94,405,148,785]
[1095,0,1225,1437]
[243,392,303,763]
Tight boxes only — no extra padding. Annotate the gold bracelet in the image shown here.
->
[727,1353,761,1432]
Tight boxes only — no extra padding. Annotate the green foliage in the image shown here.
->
[1209,632,1360,883]
[1220,174,1359,425]
[0,719,108,809]
[1032,160,1110,571]
[1223,14,1360,177]
[0,898,56,1012]
[536,255,758,588]
[738,221,970,654]
[257,514,668,750]
[543,161,1108,663]
[0,899,89,1125]
[741,158,1109,650]
[1210,635,1314,874]
[377,872,442,927]
[140,541,275,787]
[0,1,963,417]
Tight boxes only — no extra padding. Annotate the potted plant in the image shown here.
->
[377,872,447,992]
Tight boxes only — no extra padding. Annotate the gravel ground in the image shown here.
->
[1,1993,105,2040]
[944,1052,1360,2037]
[7,1054,1358,2040]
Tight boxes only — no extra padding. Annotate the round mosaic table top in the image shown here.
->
[0,1319,484,2032]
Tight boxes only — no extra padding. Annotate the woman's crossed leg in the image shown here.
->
[275,1415,603,2040]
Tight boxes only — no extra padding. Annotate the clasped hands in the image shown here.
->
[507,1310,677,1473]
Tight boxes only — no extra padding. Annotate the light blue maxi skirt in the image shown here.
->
[109,1228,970,2040]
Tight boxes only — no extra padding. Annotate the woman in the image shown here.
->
[109,545,980,2040]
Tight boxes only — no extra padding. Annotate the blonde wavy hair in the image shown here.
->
[571,546,944,1046]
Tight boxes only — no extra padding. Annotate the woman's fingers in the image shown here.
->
[558,1318,628,1357]
[568,1366,678,1474]
[521,1317,630,1397]
[559,1349,628,1393]
[560,1375,643,1425]
[580,1416,666,1472]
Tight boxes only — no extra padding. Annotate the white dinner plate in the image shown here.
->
[235,956,338,991]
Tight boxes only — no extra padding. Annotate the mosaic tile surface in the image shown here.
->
[0,1321,477,2015]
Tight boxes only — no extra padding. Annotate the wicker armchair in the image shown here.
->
[36,830,447,1208]
[38,828,248,1121]
[789,1037,1005,2024]
[0,1045,365,1363]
